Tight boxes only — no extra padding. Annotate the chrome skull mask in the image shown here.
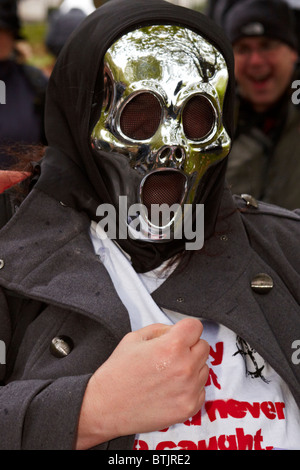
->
[91,25,230,243]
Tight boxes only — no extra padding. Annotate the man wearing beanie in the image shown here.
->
[223,0,300,210]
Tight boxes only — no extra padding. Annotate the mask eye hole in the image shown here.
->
[182,95,215,140]
[119,92,161,140]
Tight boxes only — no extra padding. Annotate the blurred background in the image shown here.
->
[17,0,207,75]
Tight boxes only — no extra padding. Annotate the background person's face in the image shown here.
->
[233,36,298,112]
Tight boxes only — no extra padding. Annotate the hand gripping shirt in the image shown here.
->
[90,222,300,451]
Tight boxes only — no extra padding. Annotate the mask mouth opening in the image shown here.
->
[140,169,187,225]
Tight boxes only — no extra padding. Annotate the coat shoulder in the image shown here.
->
[233,193,300,263]
[233,194,300,222]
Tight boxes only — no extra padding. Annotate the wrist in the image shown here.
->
[75,374,119,450]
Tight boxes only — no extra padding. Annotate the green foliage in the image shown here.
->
[190,1,207,12]
[21,22,47,47]
[19,22,54,70]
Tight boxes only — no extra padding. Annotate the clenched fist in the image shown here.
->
[76,317,210,449]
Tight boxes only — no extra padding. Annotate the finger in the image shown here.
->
[197,386,207,411]
[190,338,210,361]
[136,323,173,341]
[198,363,210,388]
[170,317,204,348]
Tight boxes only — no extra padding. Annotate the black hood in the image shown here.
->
[36,0,235,272]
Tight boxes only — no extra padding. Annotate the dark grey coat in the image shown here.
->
[0,186,299,449]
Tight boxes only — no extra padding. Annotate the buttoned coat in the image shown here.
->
[0,186,299,449]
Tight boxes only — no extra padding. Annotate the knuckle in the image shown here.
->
[175,355,196,379]
[201,339,210,355]
[181,362,194,381]
[200,363,210,383]
[173,377,206,421]
[199,388,206,407]
[168,336,185,357]
[196,339,210,359]
[122,331,134,343]
[180,395,201,421]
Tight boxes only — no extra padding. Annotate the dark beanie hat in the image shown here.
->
[0,0,22,39]
[224,0,298,50]
[46,8,87,57]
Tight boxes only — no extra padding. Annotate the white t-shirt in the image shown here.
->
[90,222,300,450]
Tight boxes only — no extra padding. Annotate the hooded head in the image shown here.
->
[37,0,235,272]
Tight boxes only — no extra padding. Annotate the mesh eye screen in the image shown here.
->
[119,92,215,142]
[182,95,215,140]
[120,92,161,140]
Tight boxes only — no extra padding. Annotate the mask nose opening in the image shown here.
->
[157,145,185,166]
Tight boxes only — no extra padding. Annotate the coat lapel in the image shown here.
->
[0,188,131,340]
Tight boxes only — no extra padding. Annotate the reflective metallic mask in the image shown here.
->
[91,25,231,243]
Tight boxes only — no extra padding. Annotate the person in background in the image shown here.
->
[286,0,300,57]
[221,0,300,210]
[205,0,239,27]
[0,0,48,169]
[45,6,88,59]
[207,0,300,59]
